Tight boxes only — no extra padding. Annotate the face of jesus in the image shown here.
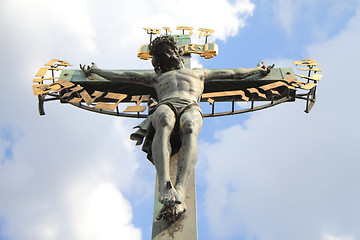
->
[152,43,184,73]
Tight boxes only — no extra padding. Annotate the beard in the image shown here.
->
[159,57,182,73]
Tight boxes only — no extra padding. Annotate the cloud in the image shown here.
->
[65,181,142,240]
[0,111,145,240]
[199,5,360,240]
[271,0,302,34]
[0,0,256,239]
[271,0,359,36]
[322,234,355,240]
[323,234,354,240]
[84,0,255,68]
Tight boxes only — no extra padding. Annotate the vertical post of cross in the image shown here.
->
[151,32,198,240]
[174,34,191,69]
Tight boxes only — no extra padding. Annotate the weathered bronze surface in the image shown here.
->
[152,153,197,239]
[31,28,322,239]
[78,35,275,222]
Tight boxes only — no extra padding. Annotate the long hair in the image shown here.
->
[148,35,179,56]
[149,36,184,74]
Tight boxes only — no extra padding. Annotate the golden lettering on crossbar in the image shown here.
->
[142,26,215,38]
[123,95,150,112]
[198,28,215,38]
[93,93,127,111]
[143,28,161,34]
[137,43,218,60]
[176,26,193,35]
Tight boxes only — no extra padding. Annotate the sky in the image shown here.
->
[0,0,359,240]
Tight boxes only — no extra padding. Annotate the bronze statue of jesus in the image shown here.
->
[81,35,273,221]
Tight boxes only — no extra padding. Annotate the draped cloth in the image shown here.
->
[130,97,202,164]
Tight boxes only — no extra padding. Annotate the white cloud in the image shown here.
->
[85,0,255,68]
[0,112,144,240]
[0,0,256,239]
[0,0,97,59]
[199,4,360,240]
[272,0,302,34]
[191,55,204,69]
[322,234,354,240]
[66,182,141,240]
[271,0,360,36]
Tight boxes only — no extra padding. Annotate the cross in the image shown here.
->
[32,26,322,240]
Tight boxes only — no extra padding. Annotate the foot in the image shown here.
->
[174,185,186,204]
[158,181,181,205]
[156,202,187,222]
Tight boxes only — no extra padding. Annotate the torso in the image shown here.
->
[154,69,205,102]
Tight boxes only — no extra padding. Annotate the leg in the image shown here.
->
[151,105,180,205]
[175,108,203,210]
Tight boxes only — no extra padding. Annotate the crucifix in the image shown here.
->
[32,26,322,239]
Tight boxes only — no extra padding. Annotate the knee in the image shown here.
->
[156,111,175,128]
[181,119,195,134]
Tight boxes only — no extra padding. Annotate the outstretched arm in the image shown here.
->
[80,62,157,86]
[204,61,274,82]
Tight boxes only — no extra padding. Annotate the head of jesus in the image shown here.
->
[149,35,184,74]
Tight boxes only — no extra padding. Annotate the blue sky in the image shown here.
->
[1,0,360,240]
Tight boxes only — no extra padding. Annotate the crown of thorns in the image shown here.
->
[148,35,178,56]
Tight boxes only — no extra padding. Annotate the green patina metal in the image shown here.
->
[173,34,191,69]
[59,67,296,103]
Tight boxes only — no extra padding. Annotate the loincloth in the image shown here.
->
[130,97,202,164]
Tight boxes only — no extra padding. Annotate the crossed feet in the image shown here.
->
[156,181,186,222]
